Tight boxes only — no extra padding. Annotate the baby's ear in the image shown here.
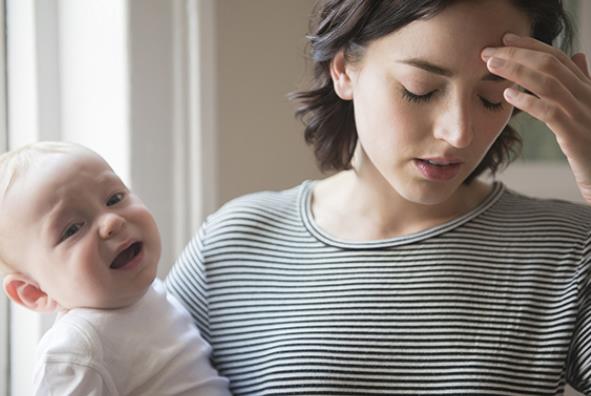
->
[3,273,59,313]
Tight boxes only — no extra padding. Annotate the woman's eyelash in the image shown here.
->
[401,87,504,112]
[479,97,504,111]
[401,88,436,103]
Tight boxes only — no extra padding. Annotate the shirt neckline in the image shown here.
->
[299,180,506,249]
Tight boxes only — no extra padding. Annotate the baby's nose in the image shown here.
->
[99,213,125,239]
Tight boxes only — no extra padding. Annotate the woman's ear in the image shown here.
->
[330,50,354,100]
[3,273,59,313]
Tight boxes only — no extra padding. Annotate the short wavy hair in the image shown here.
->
[290,0,573,182]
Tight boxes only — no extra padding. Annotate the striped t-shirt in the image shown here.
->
[166,181,591,395]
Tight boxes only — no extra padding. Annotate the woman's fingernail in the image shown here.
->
[503,33,520,44]
[488,57,505,69]
[482,48,495,60]
[504,87,518,100]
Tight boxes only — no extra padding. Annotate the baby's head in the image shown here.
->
[0,142,161,312]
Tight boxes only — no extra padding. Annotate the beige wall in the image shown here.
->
[216,0,322,205]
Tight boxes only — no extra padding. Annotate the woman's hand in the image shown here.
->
[481,33,591,205]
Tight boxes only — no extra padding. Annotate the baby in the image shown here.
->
[0,142,231,395]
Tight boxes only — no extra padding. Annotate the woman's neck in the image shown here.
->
[311,170,492,241]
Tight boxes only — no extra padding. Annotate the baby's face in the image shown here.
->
[0,149,160,309]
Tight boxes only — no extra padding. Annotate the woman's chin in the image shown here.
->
[395,180,461,207]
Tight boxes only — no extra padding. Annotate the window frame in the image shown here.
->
[3,0,213,393]
[1,0,10,393]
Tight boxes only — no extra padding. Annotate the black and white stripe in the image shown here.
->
[167,181,591,395]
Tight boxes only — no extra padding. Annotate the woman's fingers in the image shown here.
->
[485,56,581,118]
[482,47,587,101]
[572,52,590,78]
[482,34,591,205]
[500,33,589,82]
[503,87,568,128]
[481,34,591,122]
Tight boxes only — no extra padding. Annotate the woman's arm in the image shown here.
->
[166,223,212,342]
[482,33,591,204]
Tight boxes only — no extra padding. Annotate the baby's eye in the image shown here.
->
[60,223,83,242]
[106,192,125,206]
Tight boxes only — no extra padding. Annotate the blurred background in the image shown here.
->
[0,0,589,394]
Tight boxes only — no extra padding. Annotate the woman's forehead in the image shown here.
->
[363,1,531,76]
[374,1,530,53]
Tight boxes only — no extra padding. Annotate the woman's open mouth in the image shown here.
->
[111,242,143,269]
[415,159,462,181]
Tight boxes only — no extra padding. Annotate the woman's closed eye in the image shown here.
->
[401,87,504,111]
[479,97,504,111]
[401,88,437,103]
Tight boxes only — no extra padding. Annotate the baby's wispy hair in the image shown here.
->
[0,141,82,276]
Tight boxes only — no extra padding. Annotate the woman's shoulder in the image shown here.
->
[204,181,311,230]
[217,182,306,213]
[500,187,591,214]
[493,186,591,232]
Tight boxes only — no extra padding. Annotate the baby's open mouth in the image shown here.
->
[111,242,143,269]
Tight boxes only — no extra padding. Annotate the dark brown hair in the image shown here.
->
[290,0,573,182]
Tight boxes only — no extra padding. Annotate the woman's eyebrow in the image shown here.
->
[397,58,506,81]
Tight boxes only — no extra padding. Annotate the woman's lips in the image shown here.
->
[414,158,463,181]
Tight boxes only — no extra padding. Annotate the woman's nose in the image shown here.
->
[433,100,474,149]
[98,213,125,239]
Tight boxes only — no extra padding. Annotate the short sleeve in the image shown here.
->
[33,319,118,396]
[34,362,115,396]
[566,231,591,393]
[166,221,212,342]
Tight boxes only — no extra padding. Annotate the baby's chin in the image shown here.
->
[111,253,160,308]
[67,273,158,311]
[116,270,159,308]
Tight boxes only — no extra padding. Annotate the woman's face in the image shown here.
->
[338,0,531,205]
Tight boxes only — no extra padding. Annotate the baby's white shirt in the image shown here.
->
[33,278,230,396]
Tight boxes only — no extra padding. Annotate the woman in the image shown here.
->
[167,0,591,394]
